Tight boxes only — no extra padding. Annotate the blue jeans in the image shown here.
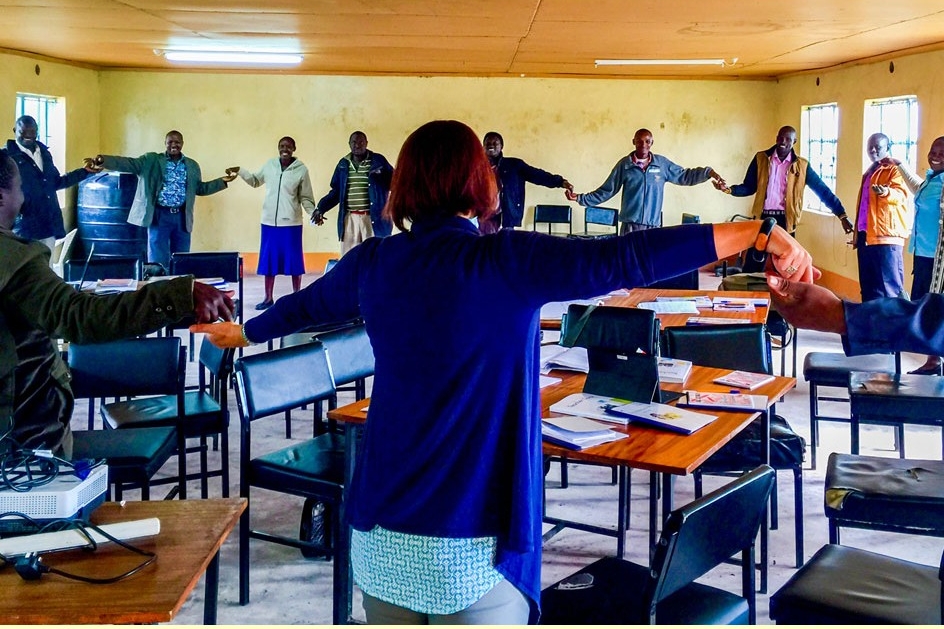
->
[148,206,190,268]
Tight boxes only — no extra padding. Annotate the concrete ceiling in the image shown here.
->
[2,0,944,78]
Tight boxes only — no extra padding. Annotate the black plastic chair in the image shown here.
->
[582,205,618,236]
[662,323,806,584]
[65,255,142,283]
[68,337,185,500]
[314,322,374,424]
[169,251,244,359]
[533,204,573,235]
[770,544,943,624]
[233,342,347,624]
[542,465,775,624]
[101,337,234,498]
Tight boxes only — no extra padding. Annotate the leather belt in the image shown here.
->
[157,204,183,214]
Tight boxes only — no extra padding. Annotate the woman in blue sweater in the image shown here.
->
[193,120,814,624]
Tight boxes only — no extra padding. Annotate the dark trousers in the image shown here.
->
[856,231,905,301]
[911,254,935,301]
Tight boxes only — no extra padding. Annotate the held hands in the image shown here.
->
[189,322,249,349]
[83,156,104,173]
[310,210,325,226]
[765,275,847,336]
[763,225,819,284]
[192,282,235,323]
[561,179,574,193]
[840,215,855,234]
[222,166,239,183]
[712,179,732,194]
[564,189,578,202]
[871,184,890,197]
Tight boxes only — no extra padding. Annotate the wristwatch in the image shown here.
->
[753,217,777,252]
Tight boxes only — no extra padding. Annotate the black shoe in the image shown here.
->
[908,365,943,376]
[255,300,274,310]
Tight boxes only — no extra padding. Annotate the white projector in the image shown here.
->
[0,464,108,533]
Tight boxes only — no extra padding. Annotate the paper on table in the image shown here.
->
[539,375,563,388]
[636,301,699,314]
[540,299,602,321]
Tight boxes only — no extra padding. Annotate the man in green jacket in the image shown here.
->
[0,149,234,457]
[85,130,237,269]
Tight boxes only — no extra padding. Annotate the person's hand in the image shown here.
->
[222,167,239,183]
[310,210,325,226]
[871,184,889,197]
[879,156,900,167]
[763,225,820,284]
[708,168,727,187]
[189,322,249,348]
[840,215,855,234]
[83,156,104,173]
[562,179,574,192]
[766,275,847,336]
[712,179,732,194]
[192,281,235,323]
[564,189,578,202]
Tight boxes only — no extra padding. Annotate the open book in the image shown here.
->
[541,415,628,450]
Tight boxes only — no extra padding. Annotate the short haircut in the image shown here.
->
[0,150,17,190]
[166,129,183,140]
[349,131,367,142]
[484,131,503,145]
[279,136,296,148]
[15,115,37,129]
[869,132,890,145]
[384,120,498,232]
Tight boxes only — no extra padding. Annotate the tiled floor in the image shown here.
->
[73,269,944,625]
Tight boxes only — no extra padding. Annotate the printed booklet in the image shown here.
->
[541,415,628,450]
[605,400,718,435]
[678,390,767,412]
[712,370,775,390]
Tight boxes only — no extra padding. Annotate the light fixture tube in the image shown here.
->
[595,58,727,67]
[164,51,303,65]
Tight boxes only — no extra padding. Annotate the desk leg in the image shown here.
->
[336,423,359,625]
[204,550,220,625]
[616,466,629,559]
[648,472,659,557]
[851,410,860,454]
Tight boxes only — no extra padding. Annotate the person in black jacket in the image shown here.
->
[480,131,572,234]
[5,115,91,253]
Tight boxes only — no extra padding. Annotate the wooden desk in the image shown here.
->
[0,497,246,625]
[541,287,770,330]
[327,366,795,567]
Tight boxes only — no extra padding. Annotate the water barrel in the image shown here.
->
[75,172,147,260]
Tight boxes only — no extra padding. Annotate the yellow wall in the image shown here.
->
[0,52,100,231]
[776,48,944,291]
[95,72,776,255]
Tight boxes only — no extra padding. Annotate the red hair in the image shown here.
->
[384,120,498,231]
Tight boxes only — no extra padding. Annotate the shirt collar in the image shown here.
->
[16,140,39,156]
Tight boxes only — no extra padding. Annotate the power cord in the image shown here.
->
[0,429,104,492]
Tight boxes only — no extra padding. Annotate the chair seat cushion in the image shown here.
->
[72,427,177,478]
[825,453,944,533]
[699,414,805,471]
[103,392,224,436]
[803,352,895,387]
[541,556,748,624]
[248,432,345,501]
[769,544,941,624]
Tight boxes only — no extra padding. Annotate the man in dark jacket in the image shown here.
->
[481,131,572,234]
[313,131,394,255]
[6,115,91,253]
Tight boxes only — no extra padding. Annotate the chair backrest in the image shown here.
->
[51,228,78,278]
[234,342,336,422]
[584,206,619,235]
[663,323,772,375]
[68,337,185,399]
[561,304,659,355]
[533,204,573,235]
[170,251,244,322]
[65,256,143,282]
[313,323,374,387]
[645,465,775,621]
[324,258,339,274]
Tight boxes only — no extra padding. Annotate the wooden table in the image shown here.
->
[540,287,770,331]
[327,365,795,589]
[0,497,246,625]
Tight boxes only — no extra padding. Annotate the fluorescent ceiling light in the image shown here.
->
[595,58,734,67]
[163,51,303,65]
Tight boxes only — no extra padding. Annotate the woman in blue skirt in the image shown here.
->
[228,136,317,309]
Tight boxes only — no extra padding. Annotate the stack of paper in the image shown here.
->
[655,295,712,309]
[540,345,589,374]
[713,370,775,390]
[549,392,631,424]
[605,400,718,434]
[94,278,138,294]
[657,357,692,384]
[712,297,756,312]
[686,316,751,326]
[637,301,699,314]
[196,277,230,291]
[541,415,628,450]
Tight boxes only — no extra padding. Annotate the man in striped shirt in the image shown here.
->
[314,131,394,255]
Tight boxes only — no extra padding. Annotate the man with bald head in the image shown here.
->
[313,131,394,255]
[567,128,725,234]
[718,125,852,271]
[85,130,237,268]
